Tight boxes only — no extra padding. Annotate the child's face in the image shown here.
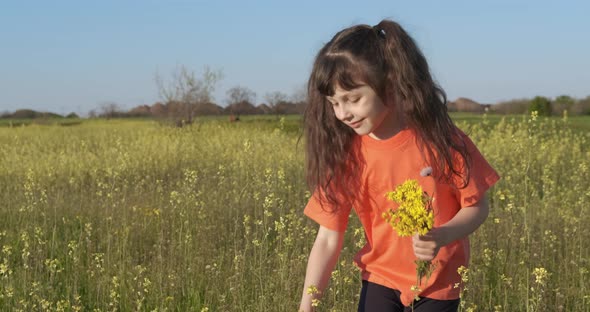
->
[326,84,399,140]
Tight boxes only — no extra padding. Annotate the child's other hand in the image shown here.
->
[412,228,449,261]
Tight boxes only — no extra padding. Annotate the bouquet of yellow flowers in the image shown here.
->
[382,178,435,288]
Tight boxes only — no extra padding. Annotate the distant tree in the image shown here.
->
[165,101,184,121]
[99,102,123,119]
[88,109,97,118]
[572,96,590,115]
[155,65,223,125]
[491,98,530,114]
[226,86,257,116]
[553,95,575,115]
[194,102,224,115]
[128,105,151,117]
[66,112,79,118]
[257,103,272,114]
[42,112,63,118]
[448,98,485,113]
[150,102,167,118]
[264,91,288,117]
[226,86,256,106]
[275,101,300,114]
[224,101,258,115]
[12,109,39,119]
[0,111,10,118]
[290,84,307,103]
[290,84,308,114]
[1,109,64,119]
[529,96,552,116]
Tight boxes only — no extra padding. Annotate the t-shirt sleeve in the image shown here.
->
[303,189,352,232]
[452,130,501,208]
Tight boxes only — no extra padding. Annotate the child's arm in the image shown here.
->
[299,225,345,312]
[412,195,490,261]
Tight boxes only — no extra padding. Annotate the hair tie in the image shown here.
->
[373,25,386,38]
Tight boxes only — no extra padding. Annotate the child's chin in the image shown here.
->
[353,128,371,136]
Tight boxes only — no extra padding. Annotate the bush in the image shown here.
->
[529,96,552,116]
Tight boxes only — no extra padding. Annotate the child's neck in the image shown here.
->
[368,109,406,141]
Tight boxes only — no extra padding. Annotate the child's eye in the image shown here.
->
[350,97,360,103]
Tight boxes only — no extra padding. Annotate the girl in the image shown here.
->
[299,19,500,312]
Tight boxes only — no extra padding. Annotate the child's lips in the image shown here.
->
[349,119,364,128]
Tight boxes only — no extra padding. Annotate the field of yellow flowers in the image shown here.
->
[0,114,588,311]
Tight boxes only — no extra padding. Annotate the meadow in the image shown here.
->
[0,113,588,311]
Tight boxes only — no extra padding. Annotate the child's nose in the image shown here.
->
[334,105,352,121]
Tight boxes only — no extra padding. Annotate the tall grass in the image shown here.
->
[0,114,588,311]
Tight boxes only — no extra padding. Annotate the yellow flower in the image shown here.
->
[383,179,436,286]
[532,267,550,285]
[383,180,434,237]
[306,285,319,295]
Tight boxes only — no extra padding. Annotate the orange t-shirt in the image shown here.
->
[304,127,500,306]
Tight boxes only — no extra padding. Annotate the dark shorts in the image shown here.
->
[358,280,460,312]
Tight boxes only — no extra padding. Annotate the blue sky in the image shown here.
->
[1,0,589,116]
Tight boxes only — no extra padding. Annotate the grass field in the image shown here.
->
[0,113,589,311]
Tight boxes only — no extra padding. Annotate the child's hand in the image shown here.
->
[412,228,448,261]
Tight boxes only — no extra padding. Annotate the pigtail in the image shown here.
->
[375,20,472,187]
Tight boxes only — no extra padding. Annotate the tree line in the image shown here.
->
[2,65,589,121]
[448,95,590,116]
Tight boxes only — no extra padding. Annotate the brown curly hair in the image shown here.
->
[304,19,471,210]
